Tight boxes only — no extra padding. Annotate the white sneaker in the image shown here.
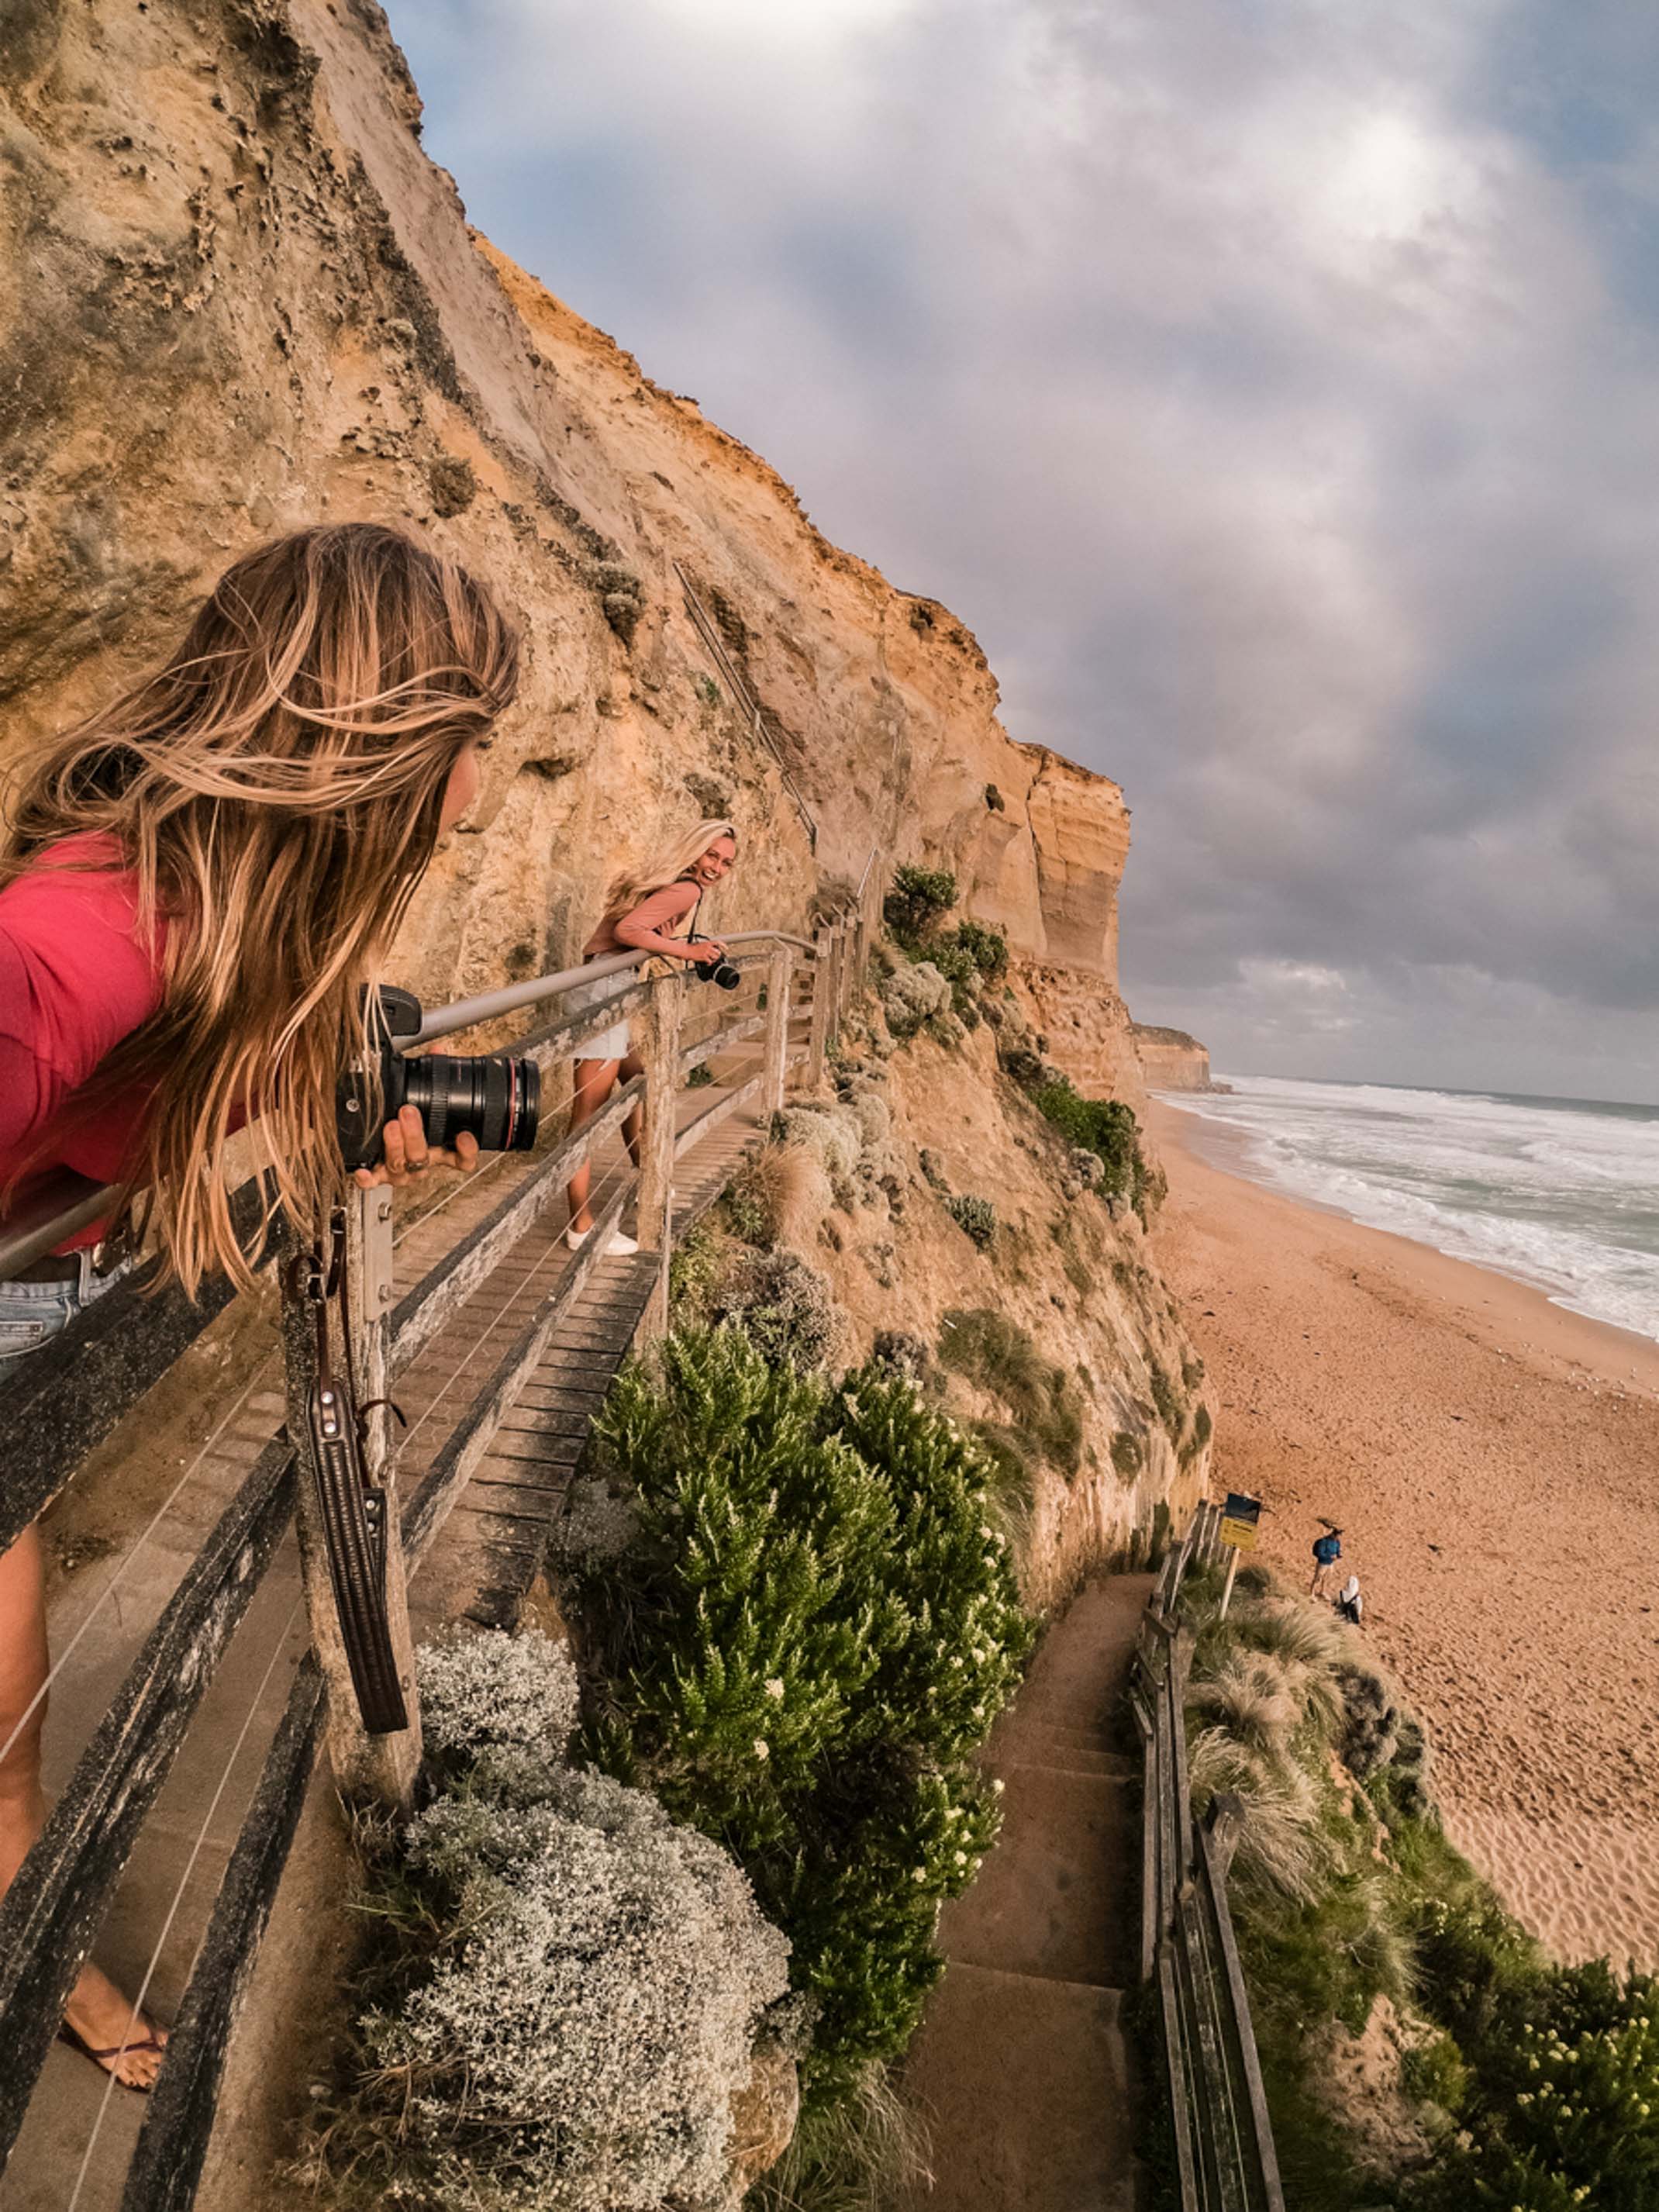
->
[566,1222,640,1256]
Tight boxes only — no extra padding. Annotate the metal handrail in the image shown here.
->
[416,929,815,1043]
[0,930,822,1279]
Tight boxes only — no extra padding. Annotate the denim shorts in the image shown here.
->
[568,968,633,1062]
[0,1255,134,1373]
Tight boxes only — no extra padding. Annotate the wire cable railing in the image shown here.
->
[0,903,874,2207]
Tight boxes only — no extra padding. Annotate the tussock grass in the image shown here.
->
[747,2060,931,2212]
[1191,1652,1302,1749]
[1187,1727,1324,1903]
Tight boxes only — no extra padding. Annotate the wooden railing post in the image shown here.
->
[761,944,792,1116]
[634,968,685,1341]
[806,927,833,1089]
[280,1186,420,1810]
[826,923,847,1044]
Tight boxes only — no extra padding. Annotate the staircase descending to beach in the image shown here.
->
[902,1575,1154,2211]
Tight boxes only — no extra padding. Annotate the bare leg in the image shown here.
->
[566,1057,621,1234]
[0,1526,167,2089]
[619,1047,646,1168]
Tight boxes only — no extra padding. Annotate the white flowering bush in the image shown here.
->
[303,1631,790,2211]
[416,1625,581,1767]
[572,1327,1033,2103]
[880,959,950,1040]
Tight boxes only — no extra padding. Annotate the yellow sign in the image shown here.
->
[1219,1492,1261,1550]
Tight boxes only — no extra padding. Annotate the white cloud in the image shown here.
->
[389,0,1659,1099]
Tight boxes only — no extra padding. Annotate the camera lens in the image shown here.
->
[402,1051,540,1154]
[709,959,741,992]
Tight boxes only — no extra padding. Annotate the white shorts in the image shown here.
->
[569,968,633,1061]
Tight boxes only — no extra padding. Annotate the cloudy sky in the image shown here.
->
[388,0,1659,1101]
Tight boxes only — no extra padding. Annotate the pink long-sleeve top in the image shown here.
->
[581,878,702,960]
[0,833,171,1251]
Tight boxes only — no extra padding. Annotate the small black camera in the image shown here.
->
[337,986,541,1171]
[695,946,742,992]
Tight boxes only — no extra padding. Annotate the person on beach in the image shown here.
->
[564,821,737,1253]
[1336,1574,1364,1627]
[0,523,519,2090]
[1310,1523,1343,1597]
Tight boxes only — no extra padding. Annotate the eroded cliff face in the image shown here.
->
[1133,1023,1212,1091]
[0,0,1192,1541]
[0,0,1141,1075]
[0,0,1136,1084]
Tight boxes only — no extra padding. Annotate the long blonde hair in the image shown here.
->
[1,523,520,1293]
[598,818,737,930]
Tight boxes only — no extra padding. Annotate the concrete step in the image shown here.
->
[1011,1741,1138,1782]
[943,1762,1141,1989]
[898,1960,1147,2212]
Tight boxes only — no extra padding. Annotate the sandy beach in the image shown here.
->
[1146,1098,1659,1972]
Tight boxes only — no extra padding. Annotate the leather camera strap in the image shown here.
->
[293,1212,408,1736]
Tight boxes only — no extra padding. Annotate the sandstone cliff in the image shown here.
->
[0,0,1198,1569]
[1,0,1138,1099]
[1133,1022,1213,1091]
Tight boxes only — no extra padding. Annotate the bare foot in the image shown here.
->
[62,1962,168,2090]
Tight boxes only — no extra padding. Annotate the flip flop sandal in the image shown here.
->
[57,2020,167,2093]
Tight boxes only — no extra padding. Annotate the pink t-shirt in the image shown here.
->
[0,833,169,1250]
[582,878,702,959]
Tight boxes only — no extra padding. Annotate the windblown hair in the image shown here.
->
[597,819,736,930]
[1,523,520,1293]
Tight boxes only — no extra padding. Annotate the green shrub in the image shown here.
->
[1423,1979,1659,2210]
[1147,1359,1184,1436]
[668,1217,730,1327]
[936,1306,1084,1476]
[573,1330,1034,2103]
[1030,1078,1150,1212]
[1110,1430,1143,1479]
[944,1193,996,1247]
[954,918,1009,978]
[1402,2033,1471,2117]
[883,865,957,941]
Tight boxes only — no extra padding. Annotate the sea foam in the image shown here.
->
[1161,1075,1659,1342]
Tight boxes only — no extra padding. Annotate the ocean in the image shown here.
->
[1159,1075,1659,1343]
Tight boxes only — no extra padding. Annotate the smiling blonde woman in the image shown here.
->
[564,820,738,1251]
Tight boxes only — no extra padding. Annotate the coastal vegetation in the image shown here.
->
[304,1315,1036,2210]
[296,1627,791,2210]
[566,1329,1033,2095]
[1178,1565,1659,2211]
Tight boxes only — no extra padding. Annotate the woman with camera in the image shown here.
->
[564,820,738,1251]
[0,522,519,2089]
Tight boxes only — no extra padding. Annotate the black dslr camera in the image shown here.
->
[337,986,541,1171]
[692,940,741,992]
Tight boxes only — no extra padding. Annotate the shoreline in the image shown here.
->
[1144,1098,1659,1970]
[1157,1088,1659,1358]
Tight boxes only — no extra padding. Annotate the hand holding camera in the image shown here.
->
[338,985,541,1175]
[687,938,741,990]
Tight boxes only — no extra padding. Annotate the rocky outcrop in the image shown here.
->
[0,0,1133,1082]
[1133,1023,1212,1091]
